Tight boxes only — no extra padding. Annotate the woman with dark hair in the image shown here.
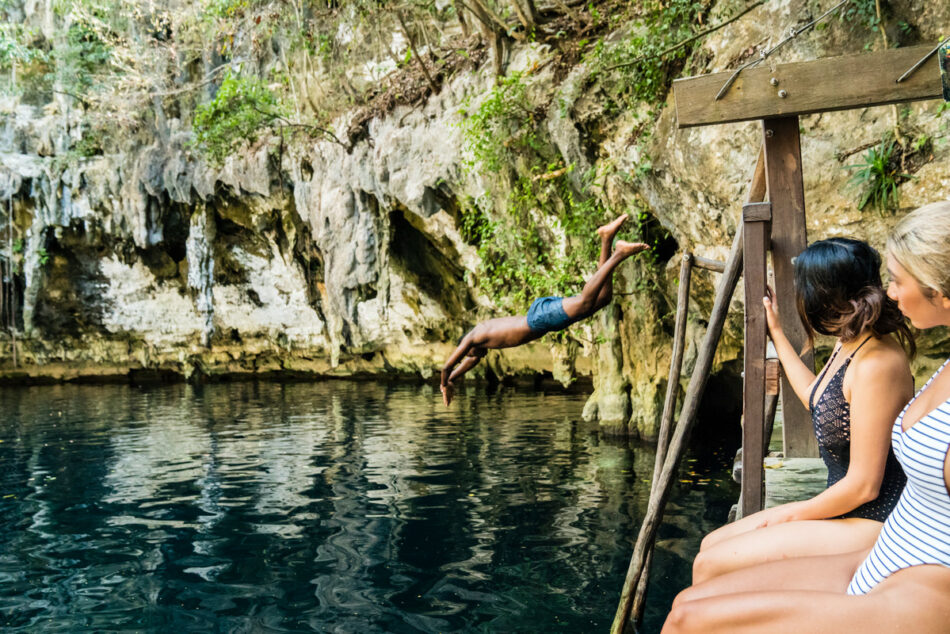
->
[663,202,950,634]
[690,237,914,584]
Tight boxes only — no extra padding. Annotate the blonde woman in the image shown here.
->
[663,201,950,634]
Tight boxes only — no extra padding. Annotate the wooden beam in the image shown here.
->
[742,201,770,517]
[763,117,817,458]
[674,44,942,128]
[693,255,725,273]
[742,201,772,222]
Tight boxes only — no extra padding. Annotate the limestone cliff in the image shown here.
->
[0,0,948,438]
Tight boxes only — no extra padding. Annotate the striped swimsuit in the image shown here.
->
[847,358,950,595]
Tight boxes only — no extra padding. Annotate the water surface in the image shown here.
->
[0,381,738,633]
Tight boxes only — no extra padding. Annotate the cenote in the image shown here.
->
[0,381,739,633]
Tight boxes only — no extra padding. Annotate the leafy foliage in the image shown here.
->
[0,24,48,95]
[845,135,910,214]
[191,72,288,164]
[457,69,623,311]
[0,25,41,67]
[587,0,705,106]
[459,72,540,172]
[52,19,112,94]
[839,0,879,31]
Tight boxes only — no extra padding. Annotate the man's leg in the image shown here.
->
[592,214,628,308]
[562,240,649,320]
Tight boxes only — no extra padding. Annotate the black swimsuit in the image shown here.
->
[809,337,906,521]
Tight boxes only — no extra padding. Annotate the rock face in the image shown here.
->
[1,0,949,439]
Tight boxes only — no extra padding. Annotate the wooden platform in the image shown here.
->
[764,456,827,508]
[763,407,827,507]
[732,406,828,517]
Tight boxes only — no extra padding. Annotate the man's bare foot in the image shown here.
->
[441,383,455,407]
[597,213,629,241]
[614,240,650,258]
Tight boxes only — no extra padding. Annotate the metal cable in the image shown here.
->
[896,36,950,83]
[716,0,852,100]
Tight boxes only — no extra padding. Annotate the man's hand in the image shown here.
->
[441,382,455,407]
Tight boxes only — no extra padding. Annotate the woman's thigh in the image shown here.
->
[693,518,883,583]
[699,509,768,550]
[664,564,950,634]
[679,548,869,606]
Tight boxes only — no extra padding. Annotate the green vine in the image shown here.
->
[587,0,706,106]
[191,72,288,164]
[457,70,627,311]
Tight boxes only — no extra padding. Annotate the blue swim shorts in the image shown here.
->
[526,296,573,334]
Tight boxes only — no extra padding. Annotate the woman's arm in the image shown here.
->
[757,347,912,526]
[762,293,817,407]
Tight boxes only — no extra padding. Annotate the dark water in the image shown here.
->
[0,381,738,633]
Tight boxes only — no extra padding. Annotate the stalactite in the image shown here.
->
[186,202,216,347]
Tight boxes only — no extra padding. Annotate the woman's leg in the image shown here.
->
[697,505,779,552]
[664,565,950,634]
[677,548,869,608]
[692,517,883,584]
[562,241,648,320]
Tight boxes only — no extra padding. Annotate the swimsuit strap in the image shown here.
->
[810,344,843,411]
[844,335,873,361]
[808,335,873,411]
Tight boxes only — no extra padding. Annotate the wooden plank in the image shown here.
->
[674,44,942,128]
[763,117,818,458]
[742,202,769,517]
[743,201,772,222]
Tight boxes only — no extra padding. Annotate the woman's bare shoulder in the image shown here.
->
[852,335,911,380]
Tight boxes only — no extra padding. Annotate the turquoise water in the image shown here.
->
[0,381,738,633]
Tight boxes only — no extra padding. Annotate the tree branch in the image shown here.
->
[396,10,440,94]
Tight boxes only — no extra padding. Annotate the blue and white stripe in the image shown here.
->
[848,358,950,595]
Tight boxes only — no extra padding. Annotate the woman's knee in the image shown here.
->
[670,586,698,611]
[663,599,703,634]
[698,531,718,553]
[691,549,721,585]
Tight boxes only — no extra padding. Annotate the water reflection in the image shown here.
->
[0,381,738,633]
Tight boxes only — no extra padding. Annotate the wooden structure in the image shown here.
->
[612,42,945,632]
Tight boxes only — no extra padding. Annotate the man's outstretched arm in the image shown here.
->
[448,352,484,384]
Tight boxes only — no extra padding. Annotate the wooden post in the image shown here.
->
[764,358,781,454]
[655,253,693,481]
[742,201,770,517]
[762,117,817,458]
[632,252,693,619]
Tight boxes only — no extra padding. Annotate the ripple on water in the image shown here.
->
[0,381,738,633]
